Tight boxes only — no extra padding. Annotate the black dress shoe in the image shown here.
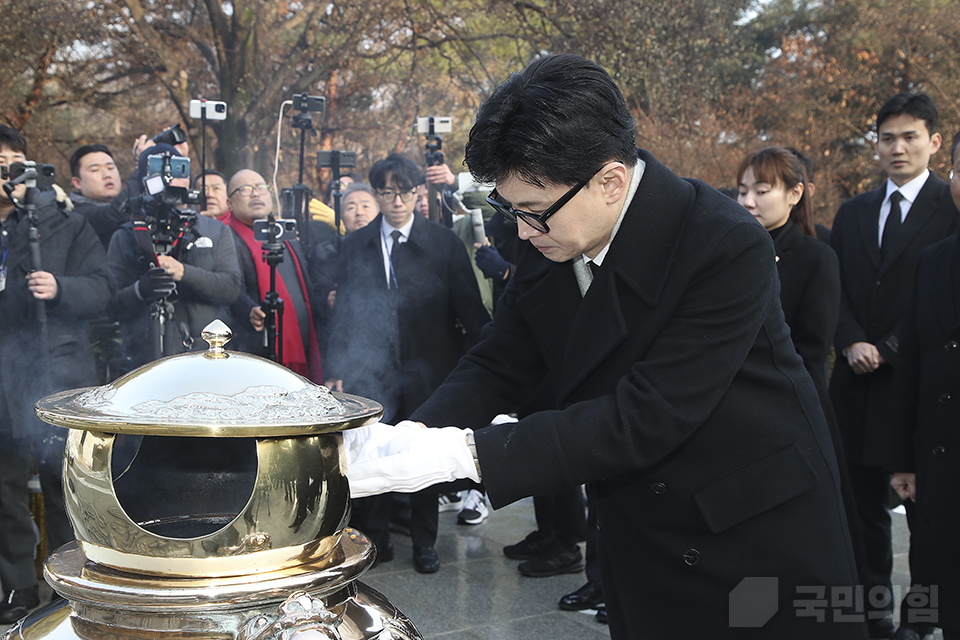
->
[0,585,40,624]
[595,604,608,624]
[518,546,584,577]
[868,616,896,638]
[503,530,548,560]
[559,581,603,611]
[413,545,440,574]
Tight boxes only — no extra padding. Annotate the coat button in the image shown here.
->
[683,549,700,565]
[651,482,667,494]
[939,393,952,404]
[947,341,960,352]
[933,445,947,457]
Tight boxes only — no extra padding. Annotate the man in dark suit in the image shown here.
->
[325,154,490,574]
[829,92,960,637]
[343,55,863,638]
[885,131,960,640]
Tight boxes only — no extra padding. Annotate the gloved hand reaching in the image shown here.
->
[136,265,176,301]
[343,421,480,498]
[474,244,511,281]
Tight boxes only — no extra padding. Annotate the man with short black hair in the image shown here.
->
[326,153,490,574]
[193,169,229,220]
[68,143,129,249]
[830,91,960,638]
[343,54,862,638]
[0,125,115,623]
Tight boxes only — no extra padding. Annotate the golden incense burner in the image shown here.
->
[4,320,421,640]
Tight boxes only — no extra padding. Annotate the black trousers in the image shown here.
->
[847,462,893,614]
[533,486,586,549]
[0,437,71,592]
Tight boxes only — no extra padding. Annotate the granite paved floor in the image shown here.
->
[0,497,945,639]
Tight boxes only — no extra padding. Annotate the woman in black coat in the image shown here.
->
[737,146,840,394]
[738,147,874,615]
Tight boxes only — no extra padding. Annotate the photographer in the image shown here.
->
[225,169,323,381]
[0,125,115,623]
[108,145,240,371]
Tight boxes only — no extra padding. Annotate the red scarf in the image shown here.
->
[228,214,323,382]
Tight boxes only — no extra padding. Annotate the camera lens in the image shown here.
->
[215,104,226,113]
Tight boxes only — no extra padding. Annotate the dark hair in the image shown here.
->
[784,146,815,182]
[369,154,421,191]
[0,124,27,155]
[951,131,960,166]
[192,168,225,189]
[69,144,114,178]
[464,54,637,188]
[737,146,814,237]
[876,92,939,136]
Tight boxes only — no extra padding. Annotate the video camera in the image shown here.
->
[1,161,56,196]
[138,153,200,257]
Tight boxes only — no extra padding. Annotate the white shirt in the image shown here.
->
[380,216,415,287]
[877,169,929,246]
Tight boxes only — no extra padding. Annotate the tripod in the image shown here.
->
[260,213,286,363]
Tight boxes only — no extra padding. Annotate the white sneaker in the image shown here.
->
[457,489,489,525]
[438,491,463,513]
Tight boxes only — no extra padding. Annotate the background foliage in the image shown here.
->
[2,0,958,225]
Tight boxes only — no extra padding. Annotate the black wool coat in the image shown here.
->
[885,232,960,631]
[829,174,959,466]
[773,219,840,396]
[326,213,490,422]
[412,151,863,639]
[0,192,115,442]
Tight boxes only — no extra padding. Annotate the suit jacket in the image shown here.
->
[885,233,960,628]
[411,151,862,639]
[829,173,959,465]
[0,192,115,443]
[326,213,490,422]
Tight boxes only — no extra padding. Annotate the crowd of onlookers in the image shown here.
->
[1,85,959,638]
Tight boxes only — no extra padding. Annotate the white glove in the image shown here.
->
[343,420,480,498]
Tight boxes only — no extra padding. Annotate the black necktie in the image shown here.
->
[389,229,403,288]
[881,191,903,256]
[588,260,600,278]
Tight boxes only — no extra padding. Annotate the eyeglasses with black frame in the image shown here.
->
[375,188,417,203]
[485,167,603,233]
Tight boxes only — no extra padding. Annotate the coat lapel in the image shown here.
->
[553,151,696,402]
[880,174,948,276]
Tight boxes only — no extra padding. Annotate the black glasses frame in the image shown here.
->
[485,168,601,233]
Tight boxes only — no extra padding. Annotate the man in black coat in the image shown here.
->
[325,154,490,574]
[0,125,115,622]
[829,92,960,636]
[343,55,863,638]
[884,131,960,640]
